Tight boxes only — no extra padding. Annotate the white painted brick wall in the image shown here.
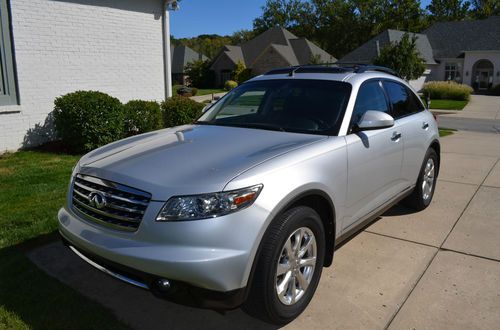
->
[0,0,165,152]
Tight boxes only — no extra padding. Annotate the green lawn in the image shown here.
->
[196,88,225,96]
[420,97,468,110]
[0,151,129,329]
[173,85,225,97]
[439,128,457,137]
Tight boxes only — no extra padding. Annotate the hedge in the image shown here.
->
[421,81,473,101]
[123,100,163,136]
[53,91,124,153]
[162,96,205,128]
[224,80,238,91]
[488,84,500,96]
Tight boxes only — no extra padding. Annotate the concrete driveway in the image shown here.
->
[29,130,500,329]
[437,95,500,133]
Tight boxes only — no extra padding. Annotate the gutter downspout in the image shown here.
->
[163,1,173,99]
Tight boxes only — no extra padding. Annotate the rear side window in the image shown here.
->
[351,80,389,127]
[383,81,424,118]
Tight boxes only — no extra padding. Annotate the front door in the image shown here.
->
[344,80,404,231]
[478,70,491,90]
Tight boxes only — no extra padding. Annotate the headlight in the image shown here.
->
[156,185,263,221]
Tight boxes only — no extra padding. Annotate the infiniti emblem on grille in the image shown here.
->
[88,191,107,209]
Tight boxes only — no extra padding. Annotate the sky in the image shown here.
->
[170,0,433,39]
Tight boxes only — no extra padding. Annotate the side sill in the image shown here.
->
[334,185,414,250]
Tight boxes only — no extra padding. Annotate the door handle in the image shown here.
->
[391,132,402,141]
[422,122,429,130]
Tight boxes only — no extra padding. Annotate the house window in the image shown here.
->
[444,63,460,82]
[0,0,18,106]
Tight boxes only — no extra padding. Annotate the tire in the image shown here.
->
[403,148,439,211]
[243,206,325,325]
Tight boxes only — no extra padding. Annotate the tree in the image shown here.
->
[427,0,470,22]
[230,29,257,45]
[184,60,215,88]
[373,33,426,80]
[253,0,315,37]
[468,0,499,18]
[232,61,252,84]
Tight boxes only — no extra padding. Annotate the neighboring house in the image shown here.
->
[340,16,500,91]
[211,27,336,86]
[171,45,208,85]
[0,0,172,152]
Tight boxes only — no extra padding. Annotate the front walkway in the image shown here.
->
[443,95,500,120]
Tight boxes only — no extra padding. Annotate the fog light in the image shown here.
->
[156,279,171,292]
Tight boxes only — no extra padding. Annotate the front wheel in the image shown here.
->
[403,148,439,211]
[243,206,325,325]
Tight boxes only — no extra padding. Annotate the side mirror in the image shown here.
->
[357,110,394,131]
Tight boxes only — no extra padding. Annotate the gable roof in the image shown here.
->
[340,30,436,64]
[340,16,500,65]
[423,16,500,58]
[171,45,208,74]
[211,27,336,70]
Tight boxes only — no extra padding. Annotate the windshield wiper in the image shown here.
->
[231,122,286,132]
[194,121,286,132]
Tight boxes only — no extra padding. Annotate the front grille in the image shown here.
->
[72,174,151,232]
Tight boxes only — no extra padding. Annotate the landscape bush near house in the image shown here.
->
[162,96,205,128]
[422,81,473,101]
[53,91,124,153]
[176,86,198,97]
[184,59,216,88]
[489,84,500,96]
[123,100,163,137]
[224,80,238,91]
[232,61,253,84]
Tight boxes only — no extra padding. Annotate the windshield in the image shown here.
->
[197,79,352,135]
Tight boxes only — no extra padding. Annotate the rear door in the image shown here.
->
[382,80,429,187]
[344,80,404,230]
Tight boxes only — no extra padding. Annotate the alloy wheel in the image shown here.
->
[275,227,317,305]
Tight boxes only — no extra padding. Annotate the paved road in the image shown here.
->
[438,116,500,133]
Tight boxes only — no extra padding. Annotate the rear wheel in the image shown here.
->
[403,148,439,211]
[243,206,325,325]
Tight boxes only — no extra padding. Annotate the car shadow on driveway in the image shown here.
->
[28,240,278,330]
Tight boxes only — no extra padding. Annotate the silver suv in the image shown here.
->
[59,65,440,325]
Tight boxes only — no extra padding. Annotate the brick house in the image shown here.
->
[340,16,500,91]
[0,0,172,152]
[211,27,336,86]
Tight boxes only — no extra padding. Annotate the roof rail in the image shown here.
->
[264,63,400,78]
[354,65,399,76]
[264,65,355,76]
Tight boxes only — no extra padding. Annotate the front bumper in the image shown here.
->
[58,202,270,295]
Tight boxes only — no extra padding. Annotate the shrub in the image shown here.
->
[232,61,252,84]
[488,84,500,96]
[162,96,204,127]
[224,80,238,91]
[177,86,193,97]
[421,81,473,101]
[53,91,124,153]
[123,100,162,136]
[185,59,216,88]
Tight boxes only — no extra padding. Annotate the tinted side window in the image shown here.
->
[383,81,424,118]
[407,86,425,112]
[351,81,389,127]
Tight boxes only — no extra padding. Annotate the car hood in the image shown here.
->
[78,124,326,200]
